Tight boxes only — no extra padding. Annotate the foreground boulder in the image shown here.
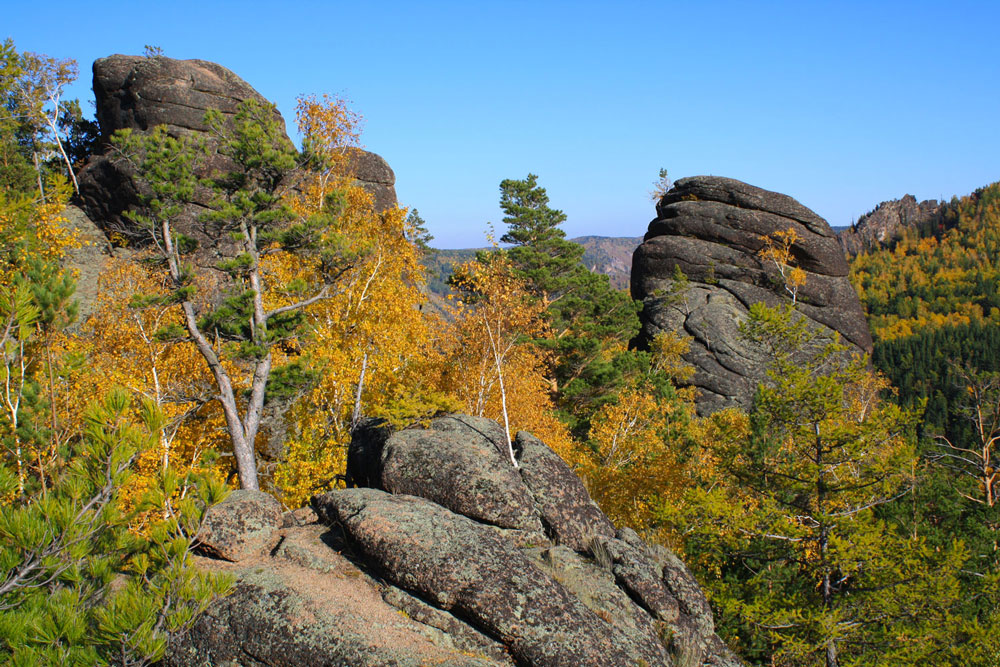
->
[194,489,283,562]
[631,176,873,414]
[76,54,397,246]
[169,414,741,666]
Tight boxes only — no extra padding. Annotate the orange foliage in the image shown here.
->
[67,254,230,512]
[576,332,699,543]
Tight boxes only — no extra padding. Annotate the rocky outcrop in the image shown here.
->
[343,146,398,212]
[76,54,396,245]
[631,176,873,415]
[837,194,941,257]
[169,414,741,667]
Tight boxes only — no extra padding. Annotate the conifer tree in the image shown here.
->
[404,208,434,254]
[115,99,357,491]
[0,389,229,664]
[497,174,640,436]
[0,40,35,196]
[668,303,970,665]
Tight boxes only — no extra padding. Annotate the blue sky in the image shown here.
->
[6,1,999,248]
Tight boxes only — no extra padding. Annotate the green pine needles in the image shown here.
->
[497,173,641,437]
[0,389,231,665]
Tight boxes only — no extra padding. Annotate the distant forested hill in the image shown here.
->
[851,181,1000,343]
[421,236,640,297]
[848,181,1000,443]
[421,248,478,296]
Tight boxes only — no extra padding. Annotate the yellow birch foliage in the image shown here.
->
[273,95,454,507]
[295,93,361,195]
[578,332,699,543]
[273,189,454,506]
[438,250,576,463]
[61,254,230,513]
[0,176,80,494]
[759,227,807,304]
[0,175,79,286]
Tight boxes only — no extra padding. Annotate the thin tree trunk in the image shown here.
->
[816,422,837,667]
[243,256,270,450]
[351,351,368,431]
[43,335,58,494]
[32,152,45,203]
[45,111,79,194]
[484,316,517,468]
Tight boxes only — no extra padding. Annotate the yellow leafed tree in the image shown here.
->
[0,176,80,496]
[67,255,231,512]
[273,96,455,507]
[578,331,698,543]
[438,248,576,466]
[759,227,807,304]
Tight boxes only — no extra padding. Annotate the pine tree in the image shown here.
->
[115,99,361,491]
[404,208,434,254]
[0,389,230,664]
[497,174,640,436]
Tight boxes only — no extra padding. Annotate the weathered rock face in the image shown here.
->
[837,194,941,257]
[58,205,123,327]
[170,414,742,667]
[90,55,279,138]
[631,176,873,415]
[76,54,397,244]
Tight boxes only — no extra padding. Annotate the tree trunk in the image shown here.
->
[32,152,45,203]
[351,350,369,431]
[45,112,79,194]
[163,218,261,490]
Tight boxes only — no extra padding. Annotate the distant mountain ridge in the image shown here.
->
[421,235,642,296]
[572,235,643,290]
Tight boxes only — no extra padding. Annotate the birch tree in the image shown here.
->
[443,249,569,467]
[11,51,81,197]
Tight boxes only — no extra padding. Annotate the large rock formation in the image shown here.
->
[169,414,741,667]
[631,176,873,415]
[837,194,941,257]
[76,54,396,245]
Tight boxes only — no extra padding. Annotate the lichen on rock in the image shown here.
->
[170,414,743,666]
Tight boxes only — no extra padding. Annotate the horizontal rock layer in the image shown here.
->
[632,176,873,414]
[77,54,397,246]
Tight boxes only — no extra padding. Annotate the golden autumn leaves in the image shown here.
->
[79,94,581,507]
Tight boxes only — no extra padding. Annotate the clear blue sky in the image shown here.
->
[6,1,999,248]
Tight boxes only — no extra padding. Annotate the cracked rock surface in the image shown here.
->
[631,176,872,415]
[169,415,742,666]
